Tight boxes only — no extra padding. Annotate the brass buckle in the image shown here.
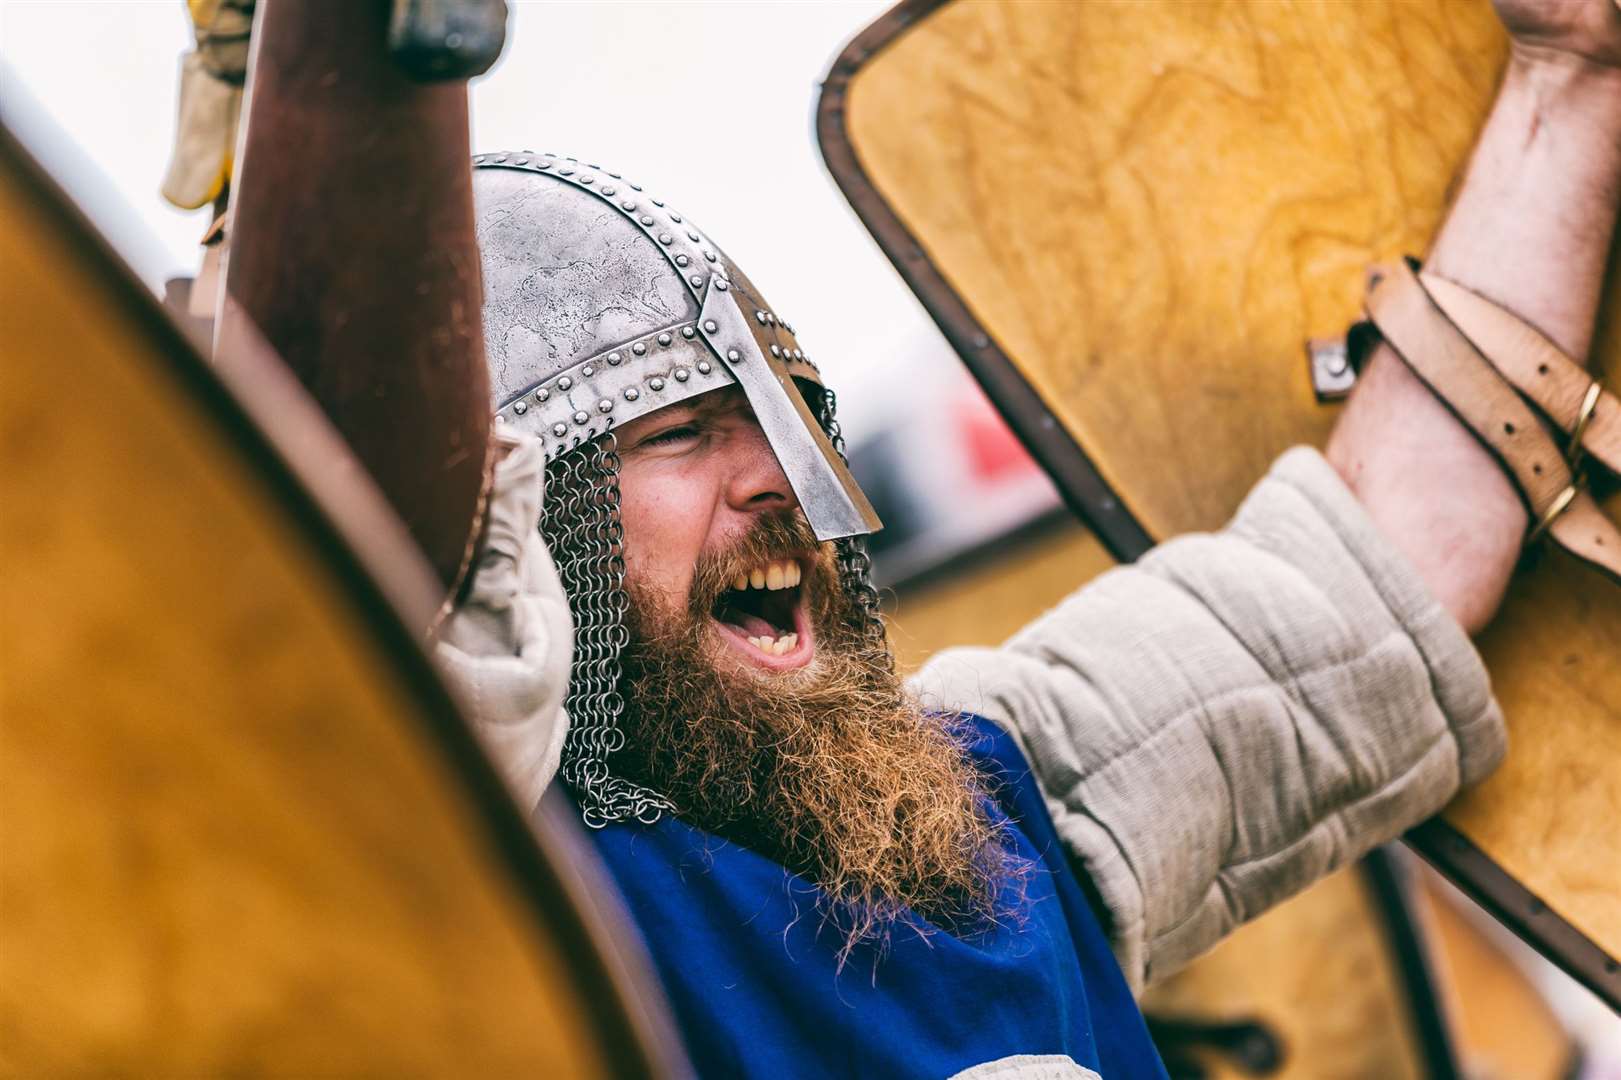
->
[1527,483,1581,545]
[1567,379,1603,470]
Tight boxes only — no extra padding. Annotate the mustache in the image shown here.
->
[687,510,822,613]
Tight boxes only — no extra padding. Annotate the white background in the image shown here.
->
[0,0,959,435]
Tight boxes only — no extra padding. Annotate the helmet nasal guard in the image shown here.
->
[472,152,880,542]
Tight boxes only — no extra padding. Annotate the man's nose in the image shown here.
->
[724,420,799,515]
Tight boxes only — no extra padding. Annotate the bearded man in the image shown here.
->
[433,0,1621,1075]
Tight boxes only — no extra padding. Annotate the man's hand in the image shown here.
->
[1495,0,1621,70]
[1326,0,1621,634]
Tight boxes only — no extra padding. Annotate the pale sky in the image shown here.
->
[0,0,958,435]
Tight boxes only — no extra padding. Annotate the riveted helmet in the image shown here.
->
[473,151,884,826]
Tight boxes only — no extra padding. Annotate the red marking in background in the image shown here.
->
[953,386,1040,484]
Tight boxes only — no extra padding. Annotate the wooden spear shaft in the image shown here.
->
[222,0,493,595]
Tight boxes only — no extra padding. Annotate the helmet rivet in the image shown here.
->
[769,345,782,358]
[513,156,529,165]
[657,333,673,347]
[582,365,595,377]
[726,349,742,362]
[602,186,616,196]
[513,401,528,415]
[536,388,550,402]
[703,320,718,333]
[670,212,683,223]
[658,233,673,245]
[649,377,666,391]
[766,313,777,325]
[755,311,767,324]
[632,342,647,356]
[714,280,728,291]
[597,398,613,413]
[675,254,690,267]
[687,230,700,242]
[493,153,509,163]
[551,422,568,437]
[703,251,717,262]
[630,183,642,191]
[607,351,622,365]
[697,360,713,374]
[559,166,574,176]
[674,367,690,382]
[624,387,640,401]
[690,275,705,287]
[579,175,593,185]
[573,410,590,425]
[640,215,655,226]
[622,200,636,211]
[557,376,573,390]
[793,349,803,360]
[537,160,551,169]
[681,326,696,339]
[651,198,664,207]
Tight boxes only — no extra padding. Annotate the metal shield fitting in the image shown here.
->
[473,152,880,541]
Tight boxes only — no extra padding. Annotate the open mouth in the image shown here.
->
[709,556,813,669]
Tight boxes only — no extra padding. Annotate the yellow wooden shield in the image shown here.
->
[0,118,687,1075]
[821,0,1620,1009]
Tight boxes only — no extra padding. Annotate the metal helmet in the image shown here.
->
[472,152,884,827]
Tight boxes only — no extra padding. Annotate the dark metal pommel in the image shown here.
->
[388,0,509,81]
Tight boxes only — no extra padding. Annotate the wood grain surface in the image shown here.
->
[847,0,1620,976]
[0,139,646,1075]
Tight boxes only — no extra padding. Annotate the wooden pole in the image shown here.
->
[222,0,492,595]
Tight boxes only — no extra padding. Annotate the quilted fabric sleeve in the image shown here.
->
[434,432,573,813]
[909,447,1505,992]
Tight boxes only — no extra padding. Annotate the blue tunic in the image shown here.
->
[579,716,1168,1078]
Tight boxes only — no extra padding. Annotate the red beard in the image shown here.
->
[612,511,1028,963]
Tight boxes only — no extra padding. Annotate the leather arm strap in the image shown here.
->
[1418,272,1621,477]
[1362,260,1621,584]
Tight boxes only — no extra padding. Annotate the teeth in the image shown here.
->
[733,559,802,591]
[745,632,799,656]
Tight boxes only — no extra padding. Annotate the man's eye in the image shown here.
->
[644,424,700,447]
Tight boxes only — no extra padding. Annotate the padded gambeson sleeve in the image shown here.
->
[434,432,574,812]
[908,447,1505,993]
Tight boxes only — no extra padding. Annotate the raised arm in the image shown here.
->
[1326,0,1621,633]
[912,0,1621,989]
